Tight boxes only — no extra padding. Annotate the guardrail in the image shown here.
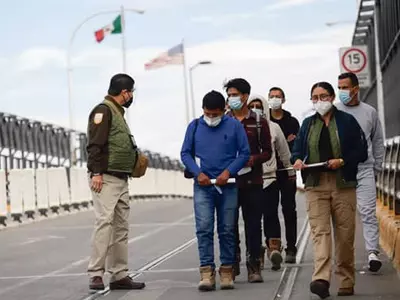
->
[375,135,400,271]
[0,167,192,227]
[377,136,400,216]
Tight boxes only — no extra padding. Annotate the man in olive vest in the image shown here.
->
[86,73,144,290]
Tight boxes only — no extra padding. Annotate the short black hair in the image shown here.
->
[269,87,285,99]
[224,78,251,95]
[108,73,135,96]
[202,90,225,110]
[338,72,359,87]
[311,81,335,97]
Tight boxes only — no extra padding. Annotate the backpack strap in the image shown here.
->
[191,119,199,158]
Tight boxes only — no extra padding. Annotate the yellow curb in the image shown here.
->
[377,201,400,271]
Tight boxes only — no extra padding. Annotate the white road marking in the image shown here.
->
[16,235,65,246]
[0,213,194,297]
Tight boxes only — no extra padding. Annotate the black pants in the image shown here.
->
[235,185,263,262]
[277,175,297,252]
[261,181,281,243]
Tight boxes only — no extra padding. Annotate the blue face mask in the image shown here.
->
[338,89,352,105]
[228,96,243,110]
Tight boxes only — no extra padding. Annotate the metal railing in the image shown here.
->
[0,111,184,171]
[377,136,400,216]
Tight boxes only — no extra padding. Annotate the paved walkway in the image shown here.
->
[0,193,398,300]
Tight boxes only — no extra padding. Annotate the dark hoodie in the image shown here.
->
[269,109,300,151]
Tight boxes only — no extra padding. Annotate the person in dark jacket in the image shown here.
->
[292,81,368,299]
[225,78,272,283]
[268,87,299,263]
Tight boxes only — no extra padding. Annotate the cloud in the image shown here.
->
[85,0,201,10]
[191,12,255,26]
[265,0,320,11]
[1,25,352,159]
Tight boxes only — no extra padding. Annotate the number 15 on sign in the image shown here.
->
[339,46,371,88]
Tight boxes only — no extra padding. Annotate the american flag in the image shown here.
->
[144,43,184,70]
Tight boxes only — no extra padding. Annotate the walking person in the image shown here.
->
[268,87,299,263]
[292,81,368,298]
[181,90,250,291]
[336,72,385,272]
[247,94,294,271]
[86,74,145,290]
[225,79,272,283]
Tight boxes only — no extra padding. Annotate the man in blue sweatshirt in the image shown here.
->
[181,90,250,291]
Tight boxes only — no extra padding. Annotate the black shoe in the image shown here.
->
[310,280,330,299]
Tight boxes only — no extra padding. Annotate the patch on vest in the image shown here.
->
[93,113,103,124]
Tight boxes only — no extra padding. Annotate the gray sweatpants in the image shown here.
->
[356,168,379,254]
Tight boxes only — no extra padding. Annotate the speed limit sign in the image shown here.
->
[339,46,371,88]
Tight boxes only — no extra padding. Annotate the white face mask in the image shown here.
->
[313,101,333,116]
[268,97,282,110]
[251,108,263,115]
[204,115,222,127]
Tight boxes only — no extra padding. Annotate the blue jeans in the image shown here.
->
[193,184,238,268]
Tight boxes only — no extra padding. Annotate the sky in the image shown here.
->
[0,0,359,159]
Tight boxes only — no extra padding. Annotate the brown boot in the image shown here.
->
[198,266,216,291]
[89,276,104,290]
[268,238,283,271]
[219,265,235,290]
[246,260,264,283]
[260,246,266,270]
[109,276,145,290]
[338,287,354,296]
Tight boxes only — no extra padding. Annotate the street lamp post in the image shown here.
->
[66,8,144,166]
[188,61,212,119]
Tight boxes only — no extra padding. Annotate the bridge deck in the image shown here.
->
[0,193,398,300]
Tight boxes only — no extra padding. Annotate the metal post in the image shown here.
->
[181,39,191,125]
[189,65,196,119]
[373,2,386,139]
[120,5,131,128]
[188,61,212,120]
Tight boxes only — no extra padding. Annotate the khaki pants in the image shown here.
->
[87,174,130,282]
[305,172,356,289]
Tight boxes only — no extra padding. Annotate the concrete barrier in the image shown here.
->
[0,166,192,228]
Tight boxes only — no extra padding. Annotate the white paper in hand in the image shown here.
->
[237,167,252,176]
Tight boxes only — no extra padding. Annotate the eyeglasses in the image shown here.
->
[310,94,331,102]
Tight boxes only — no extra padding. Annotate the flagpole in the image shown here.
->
[120,5,131,127]
[181,39,190,125]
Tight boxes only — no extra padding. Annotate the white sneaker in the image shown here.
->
[368,252,382,272]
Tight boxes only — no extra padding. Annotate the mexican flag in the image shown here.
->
[94,15,122,43]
